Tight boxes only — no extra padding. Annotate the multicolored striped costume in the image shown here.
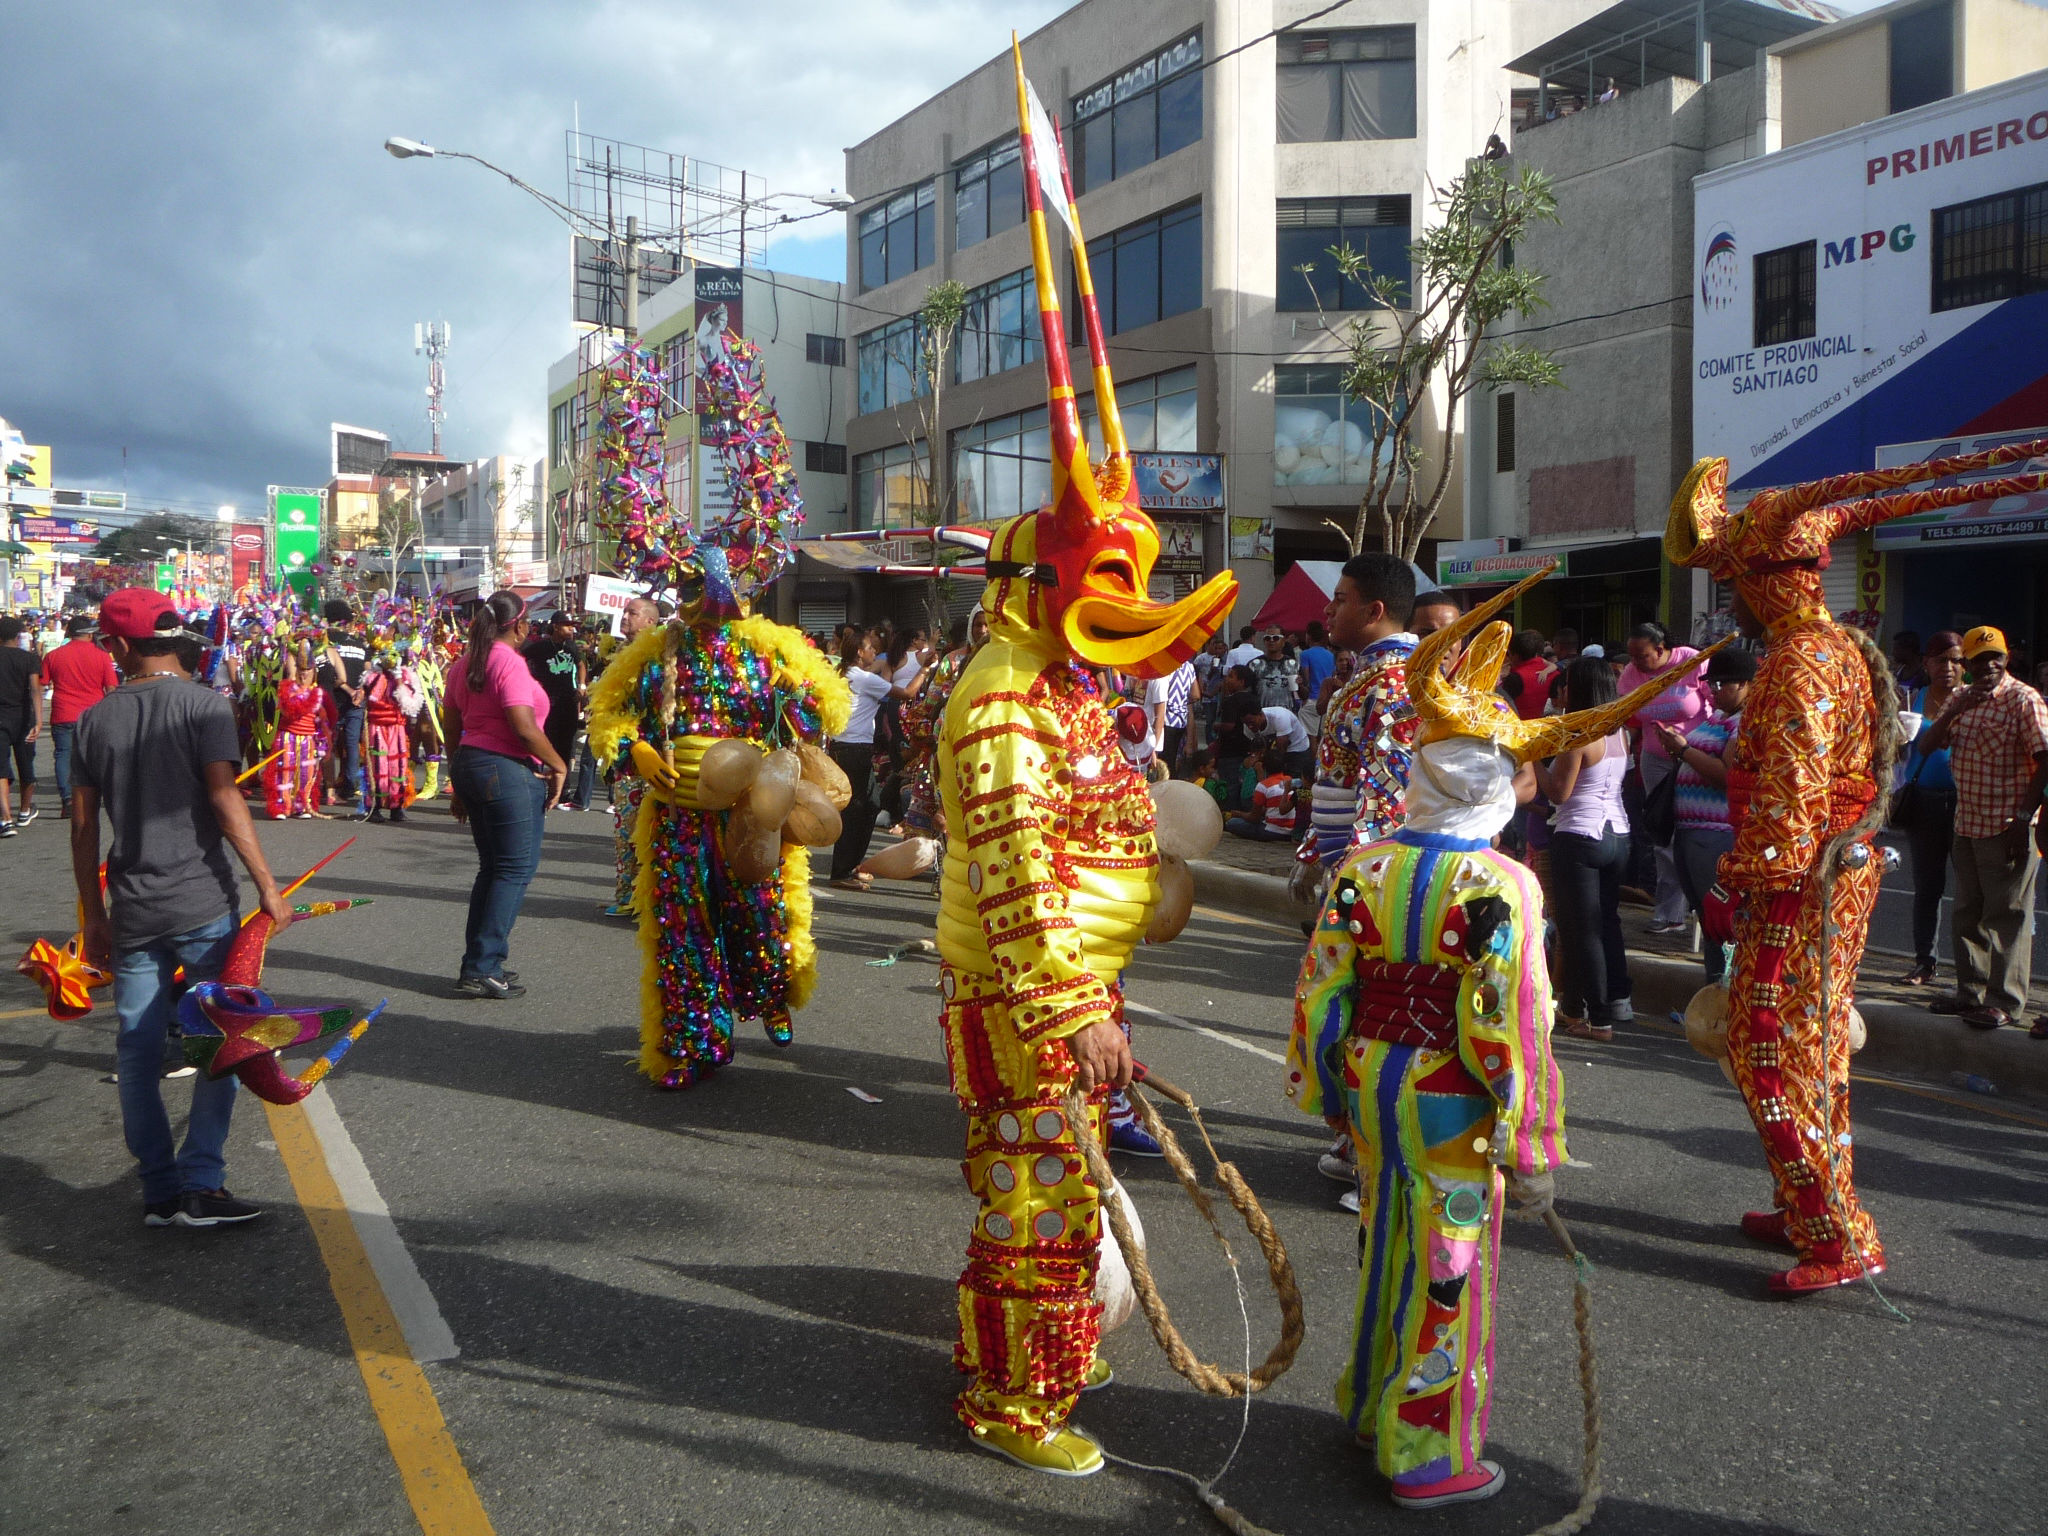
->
[263,678,328,819]
[1289,831,1565,1488]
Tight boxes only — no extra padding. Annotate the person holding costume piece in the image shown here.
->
[1289,565,1708,1509]
[70,589,294,1228]
[1669,440,2048,1293]
[936,45,1238,1479]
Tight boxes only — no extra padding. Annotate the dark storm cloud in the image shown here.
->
[0,0,1063,512]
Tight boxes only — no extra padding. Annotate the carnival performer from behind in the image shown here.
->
[935,44,1237,1479]
[1668,440,2048,1294]
[1290,565,1714,1509]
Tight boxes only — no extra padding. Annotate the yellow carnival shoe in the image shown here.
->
[1082,1357,1114,1392]
[965,1419,1105,1477]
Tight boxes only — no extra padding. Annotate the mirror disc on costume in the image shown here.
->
[1033,1109,1065,1141]
[1444,1188,1485,1226]
[1033,1153,1066,1187]
[968,862,984,894]
[984,1212,1014,1240]
[988,1161,1017,1192]
[997,1113,1022,1143]
[1033,1209,1066,1240]
[1474,983,1500,1014]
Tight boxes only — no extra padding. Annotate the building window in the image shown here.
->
[955,137,1025,252]
[806,333,846,367]
[1072,32,1203,194]
[660,334,691,418]
[1276,197,1411,311]
[852,442,929,529]
[1274,363,1389,488]
[1081,365,1200,456]
[1753,241,1816,347]
[956,269,1042,385]
[1932,179,2048,313]
[856,314,927,416]
[858,182,936,291]
[805,441,848,475]
[955,407,1052,523]
[1495,392,1516,474]
[1083,203,1202,337]
[1276,27,1416,143]
[1890,1,1953,115]
[550,401,571,467]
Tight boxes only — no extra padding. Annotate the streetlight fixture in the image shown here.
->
[216,505,236,522]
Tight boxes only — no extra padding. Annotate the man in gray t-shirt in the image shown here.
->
[71,589,291,1230]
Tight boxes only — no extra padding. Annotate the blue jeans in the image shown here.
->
[1672,824,1736,984]
[114,911,239,1203]
[337,704,366,798]
[52,721,75,803]
[454,746,546,979]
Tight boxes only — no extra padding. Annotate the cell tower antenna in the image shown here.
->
[415,320,451,455]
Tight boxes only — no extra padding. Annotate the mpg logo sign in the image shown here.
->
[1700,227,1739,311]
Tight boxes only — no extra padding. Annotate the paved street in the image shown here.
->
[4,797,2046,1536]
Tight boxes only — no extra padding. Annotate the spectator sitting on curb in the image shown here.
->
[1225,748,1299,841]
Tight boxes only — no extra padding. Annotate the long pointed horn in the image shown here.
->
[1013,39,1094,536]
[1762,435,2048,516]
[1048,116,1129,478]
[1408,561,1557,724]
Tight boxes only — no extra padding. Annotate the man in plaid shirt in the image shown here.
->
[1924,626,2048,1032]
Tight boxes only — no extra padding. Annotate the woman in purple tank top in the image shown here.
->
[1535,656,1634,1040]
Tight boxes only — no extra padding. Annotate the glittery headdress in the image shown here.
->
[1408,563,1728,763]
[1666,439,2048,626]
[980,39,1235,678]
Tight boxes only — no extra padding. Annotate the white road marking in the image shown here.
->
[301,1085,460,1363]
[1127,1001,1288,1064]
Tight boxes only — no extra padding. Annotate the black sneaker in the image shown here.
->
[453,974,525,999]
[15,806,38,826]
[364,809,386,824]
[176,1188,264,1227]
[143,1198,181,1227]
[0,823,15,839]
[389,807,407,823]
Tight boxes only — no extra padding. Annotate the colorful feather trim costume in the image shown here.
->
[936,44,1236,1460]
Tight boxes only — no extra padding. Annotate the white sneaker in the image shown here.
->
[1338,1187,1360,1214]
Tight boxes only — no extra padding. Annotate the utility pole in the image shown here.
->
[623,214,640,339]
[415,321,451,455]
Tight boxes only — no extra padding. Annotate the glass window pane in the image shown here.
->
[916,201,935,270]
[1341,59,1416,139]
[1087,236,1116,335]
[887,212,914,284]
[1160,208,1202,320]
[1277,64,1342,143]
[987,154,1024,236]
[1020,421,1052,512]
[1112,95,1157,179]
[861,227,887,291]
[1276,225,1329,311]
[1080,117,1113,194]
[857,337,885,415]
[956,175,988,249]
[1154,381,1198,451]
[1120,397,1157,452]
[1158,72,1202,158]
[1115,226,1160,334]
[1274,364,1345,486]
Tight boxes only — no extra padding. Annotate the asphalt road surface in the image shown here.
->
[3,798,2044,1536]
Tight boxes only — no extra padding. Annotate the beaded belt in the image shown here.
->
[1352,960,1464,1051]
[1726,769,1875,839]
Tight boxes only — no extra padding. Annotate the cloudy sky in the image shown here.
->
[0,0,1067,517]
[3,0,1891,519]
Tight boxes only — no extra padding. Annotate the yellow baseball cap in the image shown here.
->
[1962,625,2008,659]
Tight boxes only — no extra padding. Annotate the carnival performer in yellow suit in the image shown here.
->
[1669,440,2048,1294]
[1291,566,1718,1509]
[936,43,1237,1478]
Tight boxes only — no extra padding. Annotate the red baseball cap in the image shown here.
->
[98,588,182,640]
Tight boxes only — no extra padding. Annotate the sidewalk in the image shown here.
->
[1188,856,2048,1104]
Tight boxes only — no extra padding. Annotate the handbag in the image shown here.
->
[1890,750,1929,832]
[1642,758,1678,846]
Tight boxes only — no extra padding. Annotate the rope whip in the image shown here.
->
[1065,1070,1605,1536]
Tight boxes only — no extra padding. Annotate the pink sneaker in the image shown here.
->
[1390,1461,1506,1509]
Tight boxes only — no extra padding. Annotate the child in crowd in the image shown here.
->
[1225,748,1300,841]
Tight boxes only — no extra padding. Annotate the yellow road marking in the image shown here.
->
[0,1006,58,1022]
[265,1099,495,1535]
[1192,902,1298,933]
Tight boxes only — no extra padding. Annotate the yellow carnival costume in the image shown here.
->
[1667,440,2048,1294]
[936,44,1236,1475]
[1290,568,1717,1507]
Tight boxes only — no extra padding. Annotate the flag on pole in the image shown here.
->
[1022,74,1076,243]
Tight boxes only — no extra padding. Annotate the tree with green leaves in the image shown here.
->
[92,512,215,566]
[1316,159,1564,559]
[884,280,970,631]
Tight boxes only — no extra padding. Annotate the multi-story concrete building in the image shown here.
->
[543,264,851,628]
[415,455,548,600]
[840,0,1614,630]
[1473,0,2048,646]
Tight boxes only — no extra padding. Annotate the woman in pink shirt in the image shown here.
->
[1620,620,1710,931]
[442,591,569,999]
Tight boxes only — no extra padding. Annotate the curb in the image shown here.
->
[1188,859,2048,1104]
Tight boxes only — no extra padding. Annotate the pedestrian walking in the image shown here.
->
[41,614,118,820]
[827,628,910,891]
[444,591,569,1000]
[69,588,293,1228]
[1620,621,1711,933]
[1247,626,1301,710]
[1921,626,2048,1031]
[1652,646,1755,984]
[0,614,46,831]
[1538,655,1635,1040]
[1146,655,1197,775]
[1893,631,1963,986]
[522,611,588,812]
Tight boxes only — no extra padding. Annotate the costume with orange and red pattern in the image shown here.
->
[1669,443,2048,1292]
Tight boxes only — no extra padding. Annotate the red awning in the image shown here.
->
[1250,560,1345,633]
